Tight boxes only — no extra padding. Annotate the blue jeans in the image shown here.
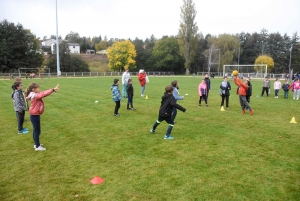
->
[151,116,174,137]
[30,115,41,147]
[275,89,279,96]
[141,86,145,95]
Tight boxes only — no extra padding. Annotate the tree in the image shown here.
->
[95,40,108,51]
[65,31,82,44]
[178,0,199,74]
[152,36,184,73]
[107,40,137,71]
[0,20,44,72]
[254,55,274,72]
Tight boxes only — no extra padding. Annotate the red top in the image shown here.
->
[26,89,54,115]
[234,78,248,96]
[138,73,146,86]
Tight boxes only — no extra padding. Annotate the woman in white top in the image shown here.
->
[122,68,130,98]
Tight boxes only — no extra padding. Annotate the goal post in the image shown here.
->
[223,64,268,78]
[18,68,51,78]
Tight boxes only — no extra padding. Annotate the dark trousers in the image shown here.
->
[127,95,133,108]
[261,87,269,96]
[220,95,229,107]
[284,91,289,98]
[199,95,207,105]
[275,89,279,96]
[16,111,25,131]
[114,101,120,115]
[151,116,174,137]
[171,107,177,121]
[30,115,41,147]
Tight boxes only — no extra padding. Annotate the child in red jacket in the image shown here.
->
[26,83,59,151]
[234,77,254,115]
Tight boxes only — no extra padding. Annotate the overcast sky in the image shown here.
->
[1,0,299,40]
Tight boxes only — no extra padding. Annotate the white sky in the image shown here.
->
[1,0,299,40]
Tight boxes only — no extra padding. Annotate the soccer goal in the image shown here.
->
[18,68,51,78]
[223,64,268,78]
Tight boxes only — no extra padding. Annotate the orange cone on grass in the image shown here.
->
[90,176,104,184]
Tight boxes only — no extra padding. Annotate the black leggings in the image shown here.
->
[114,101,120,115]
[199,95,207,105]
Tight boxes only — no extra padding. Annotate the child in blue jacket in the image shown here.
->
[111,79,122,116]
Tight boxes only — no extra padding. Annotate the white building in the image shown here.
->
[67,43,80,54]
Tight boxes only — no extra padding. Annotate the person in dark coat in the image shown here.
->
[149,85,186,140]
[220,76,231,108]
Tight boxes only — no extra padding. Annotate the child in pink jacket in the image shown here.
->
[198,79,208,107]
[26,83,59,151]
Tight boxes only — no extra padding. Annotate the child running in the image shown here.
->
[198,79,208,107]
[234,76,254,115]
[26,83,59,151]
[150,85,186,140]
[12,81,29,134]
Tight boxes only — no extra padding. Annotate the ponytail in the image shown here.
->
[26,83,40,97]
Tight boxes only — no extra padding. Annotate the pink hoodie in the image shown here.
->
[26,89,54,115]
[198,83,207,96]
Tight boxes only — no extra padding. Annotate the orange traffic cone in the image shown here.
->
[90,176,104,184]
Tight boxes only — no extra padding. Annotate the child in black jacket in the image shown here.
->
[126,79,135,110]
[150,85,186,140]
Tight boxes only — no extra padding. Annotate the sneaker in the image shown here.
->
[114,114,120,117]
[141,94,145,97]
[150,129,155,134]
[206,105,208,107]
[22,128,29,131]
[18,130,28,134]
[164,136,174,140]
[35,145,46,151]
[293,97,295,100]
[242,110,246,114]
[130,108,136,110]
[34,144,43,148]
[127,108,131,110]
[250,109,254,115]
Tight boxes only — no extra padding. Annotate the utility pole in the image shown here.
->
[56,0,61,76]
[289,43,293,80]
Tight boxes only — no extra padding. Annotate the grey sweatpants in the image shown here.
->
[239,95,252,110]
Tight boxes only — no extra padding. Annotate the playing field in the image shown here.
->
[0,76,299,200]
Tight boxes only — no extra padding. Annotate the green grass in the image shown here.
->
[0,76,299,200]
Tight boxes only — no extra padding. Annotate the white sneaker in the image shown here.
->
[293,98,295,99]
[141,94,145,97]
[35,145,46,151]
[33,144,43,148]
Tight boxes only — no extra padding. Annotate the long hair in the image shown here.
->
[25,83,40,97]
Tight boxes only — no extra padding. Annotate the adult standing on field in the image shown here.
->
[138,69,147,97]
[122,68,130,98]
[219,76,231,108]
[204,74,211,98]
[261,76,270,97]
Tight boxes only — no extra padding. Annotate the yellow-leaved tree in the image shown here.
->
[254,55,274,72]
[107,40,137,71]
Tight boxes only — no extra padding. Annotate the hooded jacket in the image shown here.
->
[111,84,122,101]
[26,89,54,115]
[138,73,146,86]
[13,90,27,112]
[159,93,186,118]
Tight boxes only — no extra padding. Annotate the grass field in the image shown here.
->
[0,76,299,201]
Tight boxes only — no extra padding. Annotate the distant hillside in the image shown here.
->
[44,54,109,72]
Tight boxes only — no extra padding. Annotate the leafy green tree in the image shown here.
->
[152,36,184,73]
[47,41,89,72]
[254,55,274,72]
[132,38,146,69]
[95,40,108,51]
[107,40,137,71]
[142,35,156,71]
[178,0,199,74]
[191,33,207,73]
[65,31,82,44]
[0,20,44,72]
